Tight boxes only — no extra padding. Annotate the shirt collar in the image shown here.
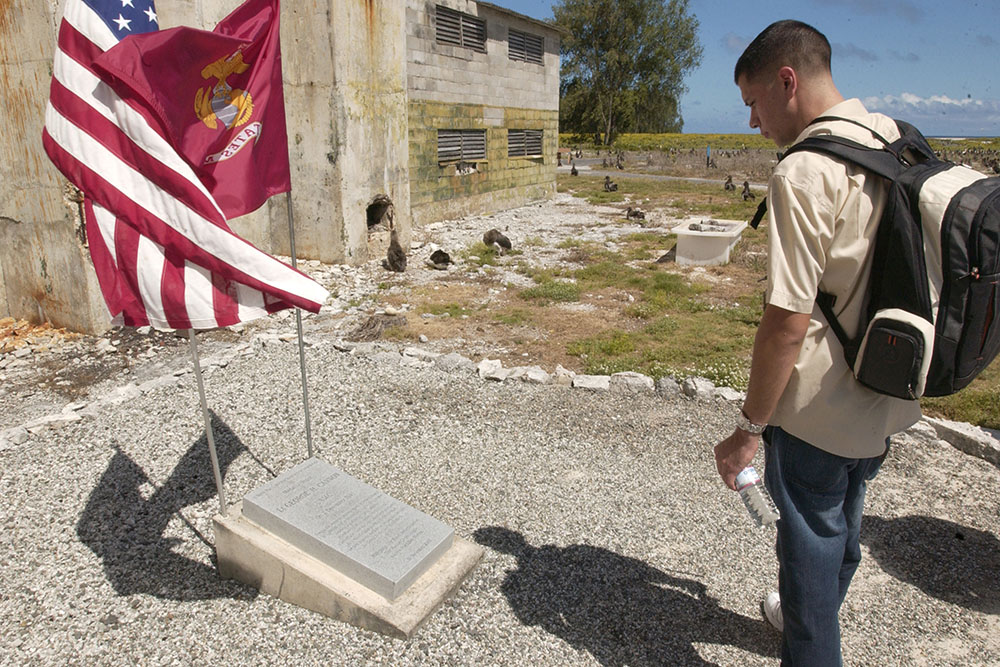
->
[793,98,871,145]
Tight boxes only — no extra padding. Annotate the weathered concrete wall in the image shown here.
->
[2,0,554,333]
[166,0,411,265]
[406,0,560,110]
[408,101,557,226]
[0,0,111,332]
[327,0,412,262]
[405,0,560,225]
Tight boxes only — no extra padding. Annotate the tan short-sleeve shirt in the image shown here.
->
[766,98,922,458]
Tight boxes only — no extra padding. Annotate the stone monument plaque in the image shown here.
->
[242,457,454,600]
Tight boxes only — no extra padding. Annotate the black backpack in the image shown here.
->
[751,116,1000,400]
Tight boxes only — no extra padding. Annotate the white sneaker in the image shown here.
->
[761,591,783,632]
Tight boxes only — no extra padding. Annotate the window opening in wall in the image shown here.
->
[508,129,543,157]
[438,129,487,164]
[366,194,394,230]
[508,28,544,65]
[435,5,487,53]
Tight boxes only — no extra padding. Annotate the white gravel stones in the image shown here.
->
[552,365,576,387]
[924,417,1000,466]
[610,371,655,394]
[404,347,441,362]
[477,359,509,382]
[714,386,746,402]
[434,352,475,373]
[2,195,998,665]
[572,374,611,392]
[681,376,716,400]
[512,366,551,385]
[656,376,682,397]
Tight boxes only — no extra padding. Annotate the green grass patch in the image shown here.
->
[417,302,470,318]
[560,132,776,151]
[493,308,533,326]
[921,362,1000,430]
[558,174,760,222]
[535,240,761,387]
[520,279,581,304]
[461,241,500,267]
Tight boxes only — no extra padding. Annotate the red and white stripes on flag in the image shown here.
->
[42,0,327,330]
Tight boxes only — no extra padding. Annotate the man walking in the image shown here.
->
[713,20,921,666]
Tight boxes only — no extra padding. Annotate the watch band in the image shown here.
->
[736,409,767,435]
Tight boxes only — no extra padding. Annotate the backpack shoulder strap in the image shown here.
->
[781,136,906,181]
[816,291,859,366]
[748,134,902,230]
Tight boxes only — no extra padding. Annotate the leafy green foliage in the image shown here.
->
[554,0,703,143]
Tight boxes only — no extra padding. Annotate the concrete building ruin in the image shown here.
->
[0,0,561,333]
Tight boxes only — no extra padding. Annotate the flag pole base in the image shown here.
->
[213,502,483,639]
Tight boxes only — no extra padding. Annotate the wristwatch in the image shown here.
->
[736,409,767,435]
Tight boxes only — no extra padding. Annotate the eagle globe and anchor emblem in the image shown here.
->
[195,49,262,164]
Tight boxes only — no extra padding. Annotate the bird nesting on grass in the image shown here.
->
[483,228,512,254]
[741,180,756,201]
[381,204,406,272]
[626,206,645,221]
[427,248,453,270]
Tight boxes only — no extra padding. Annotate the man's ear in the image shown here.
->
[777,66,797,98]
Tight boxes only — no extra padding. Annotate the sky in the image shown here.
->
[487,0,1000,137]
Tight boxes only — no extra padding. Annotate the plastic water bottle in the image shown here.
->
[735,466,780,527]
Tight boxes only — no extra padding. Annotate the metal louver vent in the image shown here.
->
[438,129,487,162]
[508,130,543,157]
[509,28,543,64]
[436,5,486,53]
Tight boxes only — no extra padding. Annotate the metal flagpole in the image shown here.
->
[286,192,314,458]
[187,329,228,514]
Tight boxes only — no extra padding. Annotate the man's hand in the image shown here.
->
[714,429,762,491]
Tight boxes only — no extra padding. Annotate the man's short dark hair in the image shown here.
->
[734,20,832,85]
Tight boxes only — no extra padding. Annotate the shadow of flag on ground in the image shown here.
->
[77,411,255,601]
[474,526,777,666]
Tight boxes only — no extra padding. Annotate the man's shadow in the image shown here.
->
[474,526,778,666]
[76,411,256,601]
[861,514,1000,614]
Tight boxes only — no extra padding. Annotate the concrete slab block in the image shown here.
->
[671,219,747,266]
[925,417,1000,467]
[215,503,483,639]
[242,458,454,600]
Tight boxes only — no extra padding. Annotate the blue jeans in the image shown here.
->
[763,426,886,667]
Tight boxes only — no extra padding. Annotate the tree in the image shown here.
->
[554,0,702,143]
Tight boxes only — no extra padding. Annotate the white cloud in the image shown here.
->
[862,93,1000,136]
[722,32,749,55]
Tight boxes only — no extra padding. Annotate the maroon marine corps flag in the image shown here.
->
[42,0,325,330]
[94,0,290,219]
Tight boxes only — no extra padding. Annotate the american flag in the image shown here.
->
[42,0,328,330]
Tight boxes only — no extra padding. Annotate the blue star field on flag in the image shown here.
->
[86,0,158,39]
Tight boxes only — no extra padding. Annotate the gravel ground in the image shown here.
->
[1,327,998,666]
[2,194,998,665]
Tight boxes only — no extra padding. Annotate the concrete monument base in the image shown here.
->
[214,503,483,639]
